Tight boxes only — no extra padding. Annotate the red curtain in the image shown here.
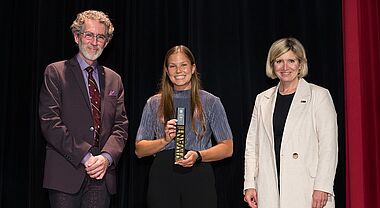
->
[343,0,380,207]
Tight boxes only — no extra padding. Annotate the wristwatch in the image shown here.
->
[195,151,202,163]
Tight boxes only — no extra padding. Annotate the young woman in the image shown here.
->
[136,45,233,208]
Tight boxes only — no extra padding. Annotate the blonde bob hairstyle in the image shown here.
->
[265,37,308,79]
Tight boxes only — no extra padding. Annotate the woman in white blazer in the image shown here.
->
[243,38,338,208]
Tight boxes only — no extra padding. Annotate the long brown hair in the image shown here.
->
[158,45,206,138]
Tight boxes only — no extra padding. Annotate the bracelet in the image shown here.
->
[195,151,202,163]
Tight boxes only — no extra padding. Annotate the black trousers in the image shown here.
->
[48,176,110,208]
[147,149,217,208]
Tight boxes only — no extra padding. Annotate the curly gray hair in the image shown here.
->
[70,10,114,41]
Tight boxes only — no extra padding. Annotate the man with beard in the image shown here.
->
[39,10,128,207]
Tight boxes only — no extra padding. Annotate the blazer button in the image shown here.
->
[292,153,299,159]
[90,126,95,131]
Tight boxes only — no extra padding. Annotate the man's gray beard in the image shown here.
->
[78,42,103,61]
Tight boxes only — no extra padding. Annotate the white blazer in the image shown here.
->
[244,78,338,208]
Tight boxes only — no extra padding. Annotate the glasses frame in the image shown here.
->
[79,31,109,43]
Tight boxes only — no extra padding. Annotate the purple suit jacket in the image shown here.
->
[39,57,128,194]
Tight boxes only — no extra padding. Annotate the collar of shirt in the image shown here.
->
[76,54,100,90]
[76,54,99,74]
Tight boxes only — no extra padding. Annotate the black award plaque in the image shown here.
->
[175,107,186,161]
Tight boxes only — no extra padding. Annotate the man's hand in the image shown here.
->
[84,155,109,180]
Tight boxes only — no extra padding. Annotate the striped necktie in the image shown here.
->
[86,66,101,147]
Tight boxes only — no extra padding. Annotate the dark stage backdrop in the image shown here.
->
[1,0,344,207]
